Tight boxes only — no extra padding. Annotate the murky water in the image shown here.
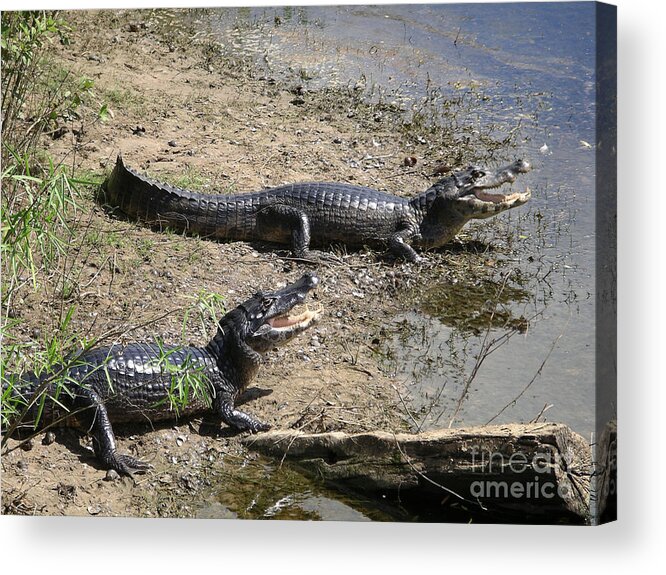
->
[194,452,404,521]
[190,2,603,520]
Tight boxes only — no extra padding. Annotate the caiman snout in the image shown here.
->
[497,159,532,184]
[513,159,532,173]
[246,272,321,352]
[293,272,319,292]
[273,272,319,307]
[447,159,533,218]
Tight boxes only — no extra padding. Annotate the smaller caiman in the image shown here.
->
[100,155,532,262]
[3,273,320,475]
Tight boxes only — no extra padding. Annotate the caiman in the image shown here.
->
[99,155,532,262]
[3,273,320,475]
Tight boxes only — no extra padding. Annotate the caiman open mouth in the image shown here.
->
[267,305,321,330]
[458,159,532,210]
[474,187,531,204]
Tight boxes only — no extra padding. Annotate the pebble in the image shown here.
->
[42,431,56,445]
[403,156,418,167]
[296,350,311,362]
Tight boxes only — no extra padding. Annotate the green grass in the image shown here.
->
[144,165,212,192]
[103,86,145,113]
[148,340,215,416]
[1,150,82,301]
[1,11,117,440]
[0,304,91,434]
[181,288,227,341]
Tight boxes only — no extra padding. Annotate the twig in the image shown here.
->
[278,432,303,470]
[485,316,570,425]
[447,271,513,428]
[530,403,554,424]
[291,408,327,433]
[384,169,421,179]
[391,382,421,431]
[391,433,483,508]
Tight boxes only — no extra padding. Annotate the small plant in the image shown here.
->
[169,167,209,191]
[0,304,94,436]
[181,288,227,341]
[2,13,108,160]
[136,238,155,262]
[1,150,84,312]
[148,340,215,416]
[1,11,70,159]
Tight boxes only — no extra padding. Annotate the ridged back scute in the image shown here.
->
[102,156,201,223]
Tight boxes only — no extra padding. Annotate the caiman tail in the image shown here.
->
[99,155,250,239]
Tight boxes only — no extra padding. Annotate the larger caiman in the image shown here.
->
[99,155,532,262]
[3,273,320,475]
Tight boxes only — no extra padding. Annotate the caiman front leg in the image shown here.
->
[389,226,422,262]
[73,388,151,476]
[215,390,271,433]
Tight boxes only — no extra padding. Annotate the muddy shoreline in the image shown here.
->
[2,9,537,519]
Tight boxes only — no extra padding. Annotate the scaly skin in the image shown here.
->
[99,155,532,262]
[4,273,320,476]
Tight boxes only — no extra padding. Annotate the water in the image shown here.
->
[195,2,604,519]
[194,452,400,521]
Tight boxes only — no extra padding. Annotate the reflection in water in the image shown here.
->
[199,453,395,521]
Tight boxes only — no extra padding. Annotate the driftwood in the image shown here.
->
[244,422,594,522]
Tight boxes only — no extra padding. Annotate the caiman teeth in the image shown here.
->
[474,187,531,204]
[268,305,322,329]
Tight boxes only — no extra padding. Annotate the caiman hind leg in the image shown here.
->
[72,388,151,475]
[254,204,341,263]
[256,204,313,259]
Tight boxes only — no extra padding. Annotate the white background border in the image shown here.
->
[1,0,662,572]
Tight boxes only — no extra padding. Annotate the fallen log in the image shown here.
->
[244,422,593,523]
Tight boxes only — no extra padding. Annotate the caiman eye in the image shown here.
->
[471,169,485,179]
[261,297,276,312]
